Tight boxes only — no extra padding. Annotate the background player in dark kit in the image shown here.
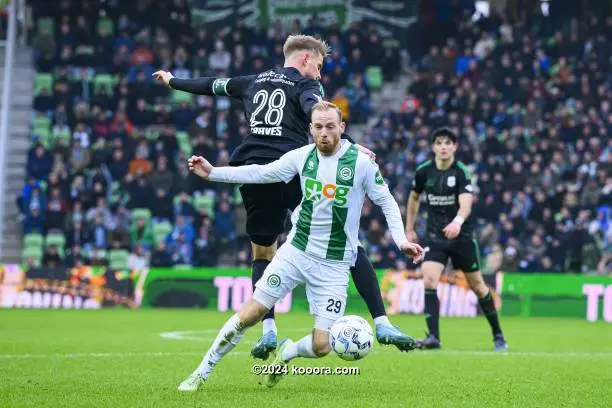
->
[405,127,508,351]
[153,35,416,358]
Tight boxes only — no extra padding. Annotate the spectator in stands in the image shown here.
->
[150,241,173,267]
[130,217,153,248]
[42,245,62,269]
[27,144,53,181]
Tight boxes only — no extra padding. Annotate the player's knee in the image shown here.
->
[471,281,489,298]
[251,239,277,261]
[238,299,269,327]
[423,274,439,289]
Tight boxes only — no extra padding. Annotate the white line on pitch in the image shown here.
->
[1,350,612,360]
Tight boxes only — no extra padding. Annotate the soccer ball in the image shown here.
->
[329,315,374,361]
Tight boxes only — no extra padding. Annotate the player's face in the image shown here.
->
[303,52,324,81]
[432,136,457,160]
[311,109,345,155]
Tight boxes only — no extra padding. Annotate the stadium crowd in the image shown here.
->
[19,0,611,274]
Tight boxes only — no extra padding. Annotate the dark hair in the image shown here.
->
[431,127,457,144]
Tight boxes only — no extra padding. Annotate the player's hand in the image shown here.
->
[442,221,461,239]
[188,155,213,178]
[152,70,174,86]
[356,144,376,159]
[400,242,425,263]
[406,229,418,243]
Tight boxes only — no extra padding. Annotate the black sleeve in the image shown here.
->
[340,133,355,143]
[411,168,427,194]
[456,165,474,195]
[298,79,325,116]
[169,75,257,99]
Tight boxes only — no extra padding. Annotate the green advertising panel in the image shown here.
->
[500,273,612,322]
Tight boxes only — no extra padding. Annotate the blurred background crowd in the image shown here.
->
[19,0,611,274]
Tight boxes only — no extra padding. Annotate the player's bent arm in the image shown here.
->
[363,163,409,248]
[207,151,299,185]
[405,191,421,233]
[169,75,256,98]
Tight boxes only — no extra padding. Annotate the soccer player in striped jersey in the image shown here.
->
[177,101,424,391]
[154,34,417,359]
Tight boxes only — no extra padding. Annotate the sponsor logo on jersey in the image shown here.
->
[304,178,350,206]
[427,194,456,206]
[447,176,456,187]
[251,126,283,136]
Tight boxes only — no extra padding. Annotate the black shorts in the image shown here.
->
[423,237,481,273]
[238,176,302,245]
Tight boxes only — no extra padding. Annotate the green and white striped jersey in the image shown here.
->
[208,141,408,264]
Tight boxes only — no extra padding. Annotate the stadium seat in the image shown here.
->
[131,208,152,223]
[32,126,51,147]
[171,89,193,105]
[23,233,44,249]
[96,17,115,35]
[194,194,215,218]
[22,246,43,266]
[109,249,129,270]
[36,17,55,36]
[45,233,66,251]
[34,73,54,95]
[51,127,71,145]
[32,116,51,130]
[153,221,172,244]
[365,66,383,90]
[93,74,118,94]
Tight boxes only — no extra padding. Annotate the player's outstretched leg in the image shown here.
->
[351,246,416,352]
[177,298,269,392]
[416,261,444,349]
[465,271,508,351]
[264,328,331,388]
[249,241,278,360]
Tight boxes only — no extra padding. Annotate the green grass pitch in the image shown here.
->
[1,309,610,407]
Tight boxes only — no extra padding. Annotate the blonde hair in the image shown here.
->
[311,101,343,122]
[283,34,329,59]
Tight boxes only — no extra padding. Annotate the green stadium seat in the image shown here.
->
[36,17,55,36]
[93,74,118,94]
[32,116,51,130]
[22,246,43,265]
[34,73,54,95]
[153,221,172,244]
[45,233,66,251]
[51,127,71,145]
[96,17,115,35]
[194,194,215,219]
[365,66,383,90]
[131,208,152,223]
[171,89,193,105]
[23,234,44,249]
[109,249,129,270]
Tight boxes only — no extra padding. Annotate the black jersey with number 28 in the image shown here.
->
[411,160,476,242]
[208,67,324,166]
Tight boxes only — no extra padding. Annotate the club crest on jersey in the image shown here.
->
[447,176,456,187]
[338,166,353,181]
[307,160,315,170]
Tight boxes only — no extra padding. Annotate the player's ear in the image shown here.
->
[339,121,346,133]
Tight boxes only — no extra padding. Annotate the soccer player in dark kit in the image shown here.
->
[153,34,416,358]
[405,127,508,351]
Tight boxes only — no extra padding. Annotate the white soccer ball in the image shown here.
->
[329,315,374,361]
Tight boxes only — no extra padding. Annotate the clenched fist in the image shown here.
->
[188,156,213,179]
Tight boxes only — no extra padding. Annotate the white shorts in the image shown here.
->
[253,243,350,331]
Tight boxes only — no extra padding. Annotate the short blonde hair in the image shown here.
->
[311,101,343,122]
[283,34,329,59]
